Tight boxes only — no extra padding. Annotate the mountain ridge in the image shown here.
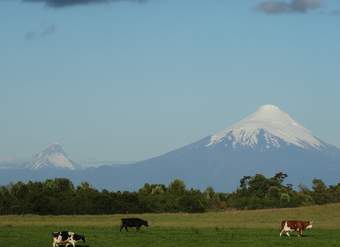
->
[1,105,339,191]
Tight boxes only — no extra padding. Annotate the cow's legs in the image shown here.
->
[286,231,290,237]
[136,226,140,231]
[52,240,58,247]
[65,242,75,247]
[279,229,284,237]
[120,224,124,232]
[125,226,128,232]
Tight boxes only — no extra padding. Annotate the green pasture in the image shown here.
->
[1,203,340,247]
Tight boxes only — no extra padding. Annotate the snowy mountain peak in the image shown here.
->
[257,104,281,113]
[30,143,76,170]
[247,104,298,125]
[208,105,325,150]
[46,143,64,152]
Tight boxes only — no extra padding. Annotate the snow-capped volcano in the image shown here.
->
[208,105,325,150]
[30,143,76,170]
[116,104,340,191]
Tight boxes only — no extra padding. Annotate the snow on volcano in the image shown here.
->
[207,105,325,150]
[30,143,76,170]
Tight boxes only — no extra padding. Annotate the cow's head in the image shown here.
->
[81,235,86,242]
[74,234,86,242]
[51,232,60,238]
[143,220,149,227]
[306,221,313,229]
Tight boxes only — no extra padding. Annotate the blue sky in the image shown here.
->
[1,0,339,163]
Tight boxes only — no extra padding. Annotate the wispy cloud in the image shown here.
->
[41,24,56,36]
[330,9,340,15]
[257,0,322,14]
[23,0,146,8]
[25,24,57,40]
[25,31,37,40]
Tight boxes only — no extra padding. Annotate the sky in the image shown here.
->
[1,0,340,164]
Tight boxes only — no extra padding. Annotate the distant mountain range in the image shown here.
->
[1,105,340,191]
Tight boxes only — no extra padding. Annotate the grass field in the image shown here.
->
[1,203,340,247]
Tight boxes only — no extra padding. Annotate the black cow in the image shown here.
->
[120,218,149,232]
[52,231,86,247]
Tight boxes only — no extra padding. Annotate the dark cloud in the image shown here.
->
[257,0,322,14]
[23,0,146,8]
[25,24,56,40]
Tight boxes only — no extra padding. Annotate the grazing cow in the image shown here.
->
[52,231,86,247]
[120,218,149,232]
[280,220,313,237]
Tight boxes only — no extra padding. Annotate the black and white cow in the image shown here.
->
[52,231,86,247]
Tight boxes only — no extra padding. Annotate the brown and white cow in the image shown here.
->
[52,231,86,247]
[280,220,313,237]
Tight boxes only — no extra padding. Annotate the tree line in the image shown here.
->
[1,173,340,215]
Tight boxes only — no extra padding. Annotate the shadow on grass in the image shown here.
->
[57,245,89,247]
[281,234,313,238]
